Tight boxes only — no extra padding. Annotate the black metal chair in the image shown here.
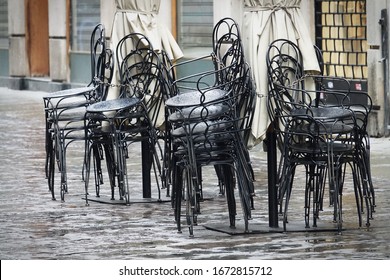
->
[266,39,372,231]
[84,33,169,205]
[211,17,256,195]
[313,45,376,216]
[43,23,114,201]
[162,16,256,201]
[161,18,256,236]
[164,22,256,235]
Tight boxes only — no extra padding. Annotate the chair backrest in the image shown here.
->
[267,39,304,90]
[266,39,306,127]
[90,23,114,101]
[155,49,177,101]
[213,17,255,133]
[116,32,154,69]
[167,58,249,133]
[212,17,245,84]
[312,44,372,133]
[117,33,170,128]
[313,44,325,75]
[212,18,243,66]
[236,62,256,144]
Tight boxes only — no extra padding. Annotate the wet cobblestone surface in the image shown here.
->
[1,87,390,259]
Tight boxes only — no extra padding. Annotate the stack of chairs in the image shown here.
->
[43,24,114,201]
[83,33,170,205]
[313,45,376,219]
[266,39,374,231]
[165,18,256,236]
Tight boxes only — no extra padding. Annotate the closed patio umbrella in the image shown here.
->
[108,0,183,101]
[242,0,320,147]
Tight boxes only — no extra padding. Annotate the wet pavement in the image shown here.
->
[1,87,390,260]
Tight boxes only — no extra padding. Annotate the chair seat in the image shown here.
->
[87,97,141,113]
[292,106,353,120]
[293,122,354,135]
[168,104,230,122]
[52,108,89,122]
[174,142,235,158]
[43,86,96,99]
[171,119,233,137]
[46,99,92,112]
[166,89,228,107]
[289,141,355,154]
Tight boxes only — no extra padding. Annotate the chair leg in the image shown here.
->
[59,139,67,202]
[281,163,295,231]
[174,164,183,233]
[141,137,152,199]
[103,142,117,200]
[329,163,343,232]
[185,165,196,237]
[48,141,56,200]
[92,144,103,197]
[223,165,236,229]
[115,132,130,204]
[172,158,183,233]
[351,161,363,227]
[84,141,93,206]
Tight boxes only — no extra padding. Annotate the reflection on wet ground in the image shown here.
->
[0,87,389,259]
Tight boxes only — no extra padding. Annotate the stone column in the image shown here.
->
[8,0,29,77]
[48,0,69,82]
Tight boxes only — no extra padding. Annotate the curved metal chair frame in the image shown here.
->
[267,39,374,231]
[43,23,114,201]
[84,33,168,205]
[212,18,257,198]
[167,59,255,236]
[313,45,375,213]
[165,18,256,236]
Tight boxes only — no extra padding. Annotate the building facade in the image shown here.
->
[0,0,389,136]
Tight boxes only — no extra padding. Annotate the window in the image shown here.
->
[0,0,8,49]
[177,0,213,50]
[71,0,100,52]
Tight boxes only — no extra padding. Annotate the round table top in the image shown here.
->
[86,97,140,113]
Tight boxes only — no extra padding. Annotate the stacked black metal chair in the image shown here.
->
[266,39,373,231]
[84,33,168,205]
[43,24,114,201]
[210,17,256,197]
[313,45,376,218]
[165,18,255,236]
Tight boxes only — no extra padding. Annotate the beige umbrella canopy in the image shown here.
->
[108,0,183,100]
[242,0,320,148]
